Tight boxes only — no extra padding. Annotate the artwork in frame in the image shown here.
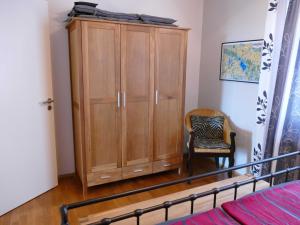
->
[220,39,264,83]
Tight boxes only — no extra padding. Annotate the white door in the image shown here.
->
[0,0,57,215]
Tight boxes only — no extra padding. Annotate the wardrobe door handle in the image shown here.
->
[123,92,126,108]
[155,90,159,105]
[117,91,120,108]
[100,175,111,179]
[133,169,143,173]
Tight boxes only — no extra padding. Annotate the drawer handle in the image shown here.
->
[100,175,111,179]
[163,164,172,167]
[133,169,144,173]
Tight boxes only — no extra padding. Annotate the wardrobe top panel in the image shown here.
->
[66,18,190,31]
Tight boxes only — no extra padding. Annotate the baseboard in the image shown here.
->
[58,173,76,179]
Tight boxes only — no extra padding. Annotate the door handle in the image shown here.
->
[155,90,159,105]
[41,98,54,105]
[41,98,54,111]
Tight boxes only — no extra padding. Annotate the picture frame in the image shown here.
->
[219,39,264,83]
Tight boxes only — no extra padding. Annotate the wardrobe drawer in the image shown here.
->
[153,157,181,173]
[122,163,153,179]
[87,168,122,187]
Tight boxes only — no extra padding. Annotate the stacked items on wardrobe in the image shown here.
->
[67,1,177,26]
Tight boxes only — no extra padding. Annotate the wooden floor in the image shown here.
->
[0,158,233,225]
[81,174,269,225]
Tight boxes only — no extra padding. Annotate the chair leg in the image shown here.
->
[228,156,235,178]
[188,153,193,184]
[215,157,220,170]
[186,153,189,169]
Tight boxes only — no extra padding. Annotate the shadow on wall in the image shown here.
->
[50,10,75,175]
[229,120,253,165]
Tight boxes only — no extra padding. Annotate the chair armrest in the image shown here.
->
[224,119,234,143]
[185,116,193,133]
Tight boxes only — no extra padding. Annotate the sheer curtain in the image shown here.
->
[275,32,300,182]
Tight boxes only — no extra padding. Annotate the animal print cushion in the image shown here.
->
[190,116,224,140]
[193,137,230,149]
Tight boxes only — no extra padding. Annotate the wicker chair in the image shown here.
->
[185,108,236,179]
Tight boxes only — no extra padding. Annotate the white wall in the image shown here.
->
[48,0,204,175]
[198,0,268,168]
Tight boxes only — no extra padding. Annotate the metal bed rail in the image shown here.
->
[60,151,300,225]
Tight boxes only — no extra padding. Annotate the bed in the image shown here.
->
[222,180,300,225]
[60,151,300,225]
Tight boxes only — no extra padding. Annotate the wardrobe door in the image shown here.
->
[121,25,154,179]
[154,28,187,168]
[82,21,122,186]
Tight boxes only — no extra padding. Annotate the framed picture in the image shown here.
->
[220,39,264,83]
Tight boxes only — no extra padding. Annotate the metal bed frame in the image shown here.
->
[60,151,300,225]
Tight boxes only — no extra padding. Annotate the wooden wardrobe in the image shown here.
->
[67,18,189,190]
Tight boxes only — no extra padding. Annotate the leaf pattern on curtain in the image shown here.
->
[256,91,268,125]
[252,0,280,175]
[252,143,263,174]
[269,0,278,11]
[262,34,274,71]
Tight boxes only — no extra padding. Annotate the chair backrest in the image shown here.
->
[185,108,232,142]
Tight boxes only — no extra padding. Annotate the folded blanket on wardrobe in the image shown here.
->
[74,1,98,7]
[73,14,142,24]
[68,5,140,20]
[67,4,177,26]
[140,14,176,24]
